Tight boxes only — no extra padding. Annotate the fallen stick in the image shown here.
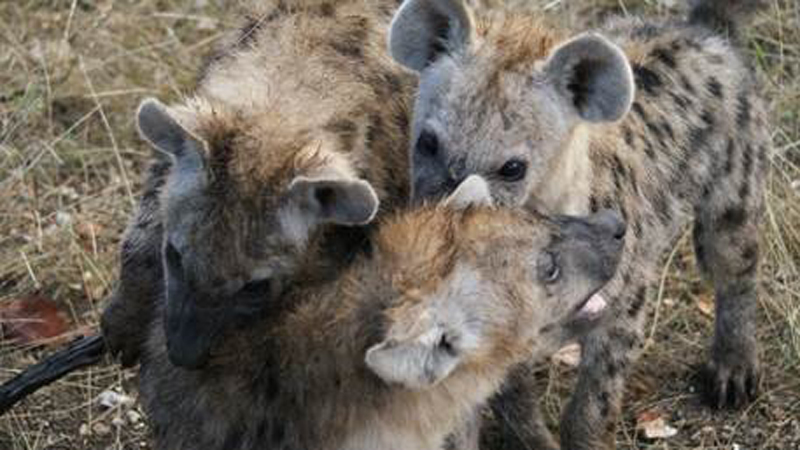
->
[0,334,107,415]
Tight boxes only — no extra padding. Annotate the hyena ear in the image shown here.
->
[137,98,206,164]
[445,175,493,209]
[543,33,634,123]
[285,176,379,227]
[389,0,475,72]
[365,325,462,389]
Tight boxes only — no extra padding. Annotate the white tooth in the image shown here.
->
[581,294,607,314]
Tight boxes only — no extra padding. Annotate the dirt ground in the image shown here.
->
[0,0,798,449]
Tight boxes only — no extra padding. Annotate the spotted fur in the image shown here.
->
[389,0,770,448]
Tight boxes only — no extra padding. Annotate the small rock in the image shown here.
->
[55,211,73,226]
[97,390,134,409]
[127,409,142,425]
[58,186,79,200]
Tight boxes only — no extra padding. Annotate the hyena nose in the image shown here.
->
[590,209,627,241]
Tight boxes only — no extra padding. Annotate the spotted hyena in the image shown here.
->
[388,0,769,448]
[139,175,625,450]
[100,0,416,369]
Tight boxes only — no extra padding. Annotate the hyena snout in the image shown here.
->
[558,209,626,283]
[411,167,461,205]
[164,272,274,369]
[410,132,465,204]
[164,290,223,370]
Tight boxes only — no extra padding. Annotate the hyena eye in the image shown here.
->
[498,159,527,182]
[415,130,439,157]
[165,242,183,272]
[537,252,561,284]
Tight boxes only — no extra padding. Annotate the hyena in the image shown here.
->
[139,176,626,450]
[388,0,770,448]
[100,0,416,369]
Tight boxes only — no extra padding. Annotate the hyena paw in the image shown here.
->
[100,307,145,367]
[700,349,760,410]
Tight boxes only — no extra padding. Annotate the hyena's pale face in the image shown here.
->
[409,57,571,207]
[137,99,379,368]
[366,176,627,388]
[390,0,634,207]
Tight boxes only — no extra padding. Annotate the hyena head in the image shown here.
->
[388,0,635,207]
[137,98,379,368]
[366,176,625,389]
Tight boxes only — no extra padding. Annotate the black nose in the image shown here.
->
[412,176,461,205]
[588,209,627,241]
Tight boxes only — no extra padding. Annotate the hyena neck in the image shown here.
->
[277,262,500,450]
[528,124,593,215]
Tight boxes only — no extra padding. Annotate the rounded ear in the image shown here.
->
[136,98,206,164]
[389,0,475,72]
[543,33,634,123]
[444,175,493,209]
[287,176,379,226]
[365,329,461,389]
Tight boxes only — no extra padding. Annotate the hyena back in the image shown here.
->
[139,176,626,450]
[389,0,769,448]
[100,0,416,368]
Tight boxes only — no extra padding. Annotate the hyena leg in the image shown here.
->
[481,364,559,450]
[560,286,648,450]
[100,161,169,367]
[693,203,761,409]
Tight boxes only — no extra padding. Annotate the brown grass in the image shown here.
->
[0,0,798,449]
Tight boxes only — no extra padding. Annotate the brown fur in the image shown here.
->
[139,193,624,450]
[101,0,416,365]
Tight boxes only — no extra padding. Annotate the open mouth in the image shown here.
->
[571,289,608,322]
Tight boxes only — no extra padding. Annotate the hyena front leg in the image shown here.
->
[560,285,648,450]
[693,199,762,409]
[100,161,169,367]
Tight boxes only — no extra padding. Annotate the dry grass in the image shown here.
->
[0,0,798,449]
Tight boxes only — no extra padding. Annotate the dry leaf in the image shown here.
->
[75,221,102,248]
[696,294,714,317]
[0,295,71,345]
[636,410,678,440]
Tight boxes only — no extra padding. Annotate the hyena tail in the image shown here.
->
[688,0,766,37]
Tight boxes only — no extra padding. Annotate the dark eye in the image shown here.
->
[240,278,271,296]
[497,159,527,182]
[537,252,560,284]
[165,242,182,271]
[416,130,439,157]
